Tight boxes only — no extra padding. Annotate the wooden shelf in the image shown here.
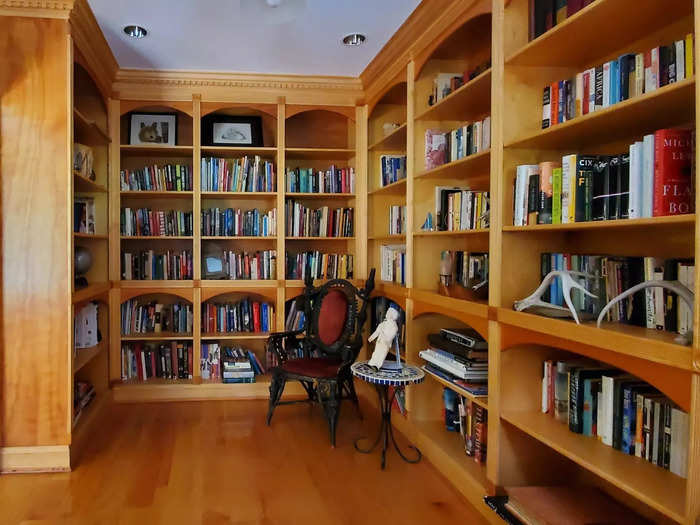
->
[120,280,194,288]
[201,146,277,156]
[501,410,687,523]
[414,228,489,237]
[506,0,693,67]
[415,69,492,122]
[506,78,695,150]
[285,193,355,199]
[201,236,276,240]
[74,232,108,240]
[423,366,488,409]
[72,282,110,303]
[73,108,110,146]
[368,122,407,151]
[73,342,105,374]
[121,333,193,341]
[285,147,355,160]
[369,177,406,196]
[497,309,693,370]
[120,145,194,156]
[503,214,696,232]
[285,236,355,241]
[369,234,406,241]
[201,191,277,199]
[120,191,193,199]
[414,150,490,184]
[200,279,279,288]
[411,289,489,319]
[201,333,270,341]
[74,171,107,193]
[120,236,194,240]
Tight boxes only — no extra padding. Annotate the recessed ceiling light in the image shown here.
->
[342,33,366,46]
[123,25,147,39]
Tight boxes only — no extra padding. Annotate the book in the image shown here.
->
[551,166,562,224]
[425,129,447,170]
[537,162,557,224]
[121,163,193,192]
[653,128,693,216]
[574,155,595,222]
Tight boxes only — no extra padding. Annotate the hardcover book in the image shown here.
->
[653,128,693,216]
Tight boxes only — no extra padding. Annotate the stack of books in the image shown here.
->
[221,347,265,384]
[419,328,488,396]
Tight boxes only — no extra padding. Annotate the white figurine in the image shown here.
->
[367,307,400,369]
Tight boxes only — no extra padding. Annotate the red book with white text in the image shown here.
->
[253,302,261,332]
[653,129,693,216]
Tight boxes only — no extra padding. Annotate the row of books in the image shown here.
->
[285,201,354,238]
[388,205,406,236]
[379,155,407,187]
[380,244,406,286]
[73,380,95,426]
[121,250,193,281]
[541,254,694,335]
[435,188,489,231]
[428,59,490,106]
[120,163,193,192]
[200,156,275,193]
[513,128,694,226]
[425,116,490,171]
[439,251,489,291]
[120,342,194,381]
[443,388,487,464]
[120,300,193,335]
[202,298,275,334]
[285,251,354,280]
[530,0,595,41]
[74,197,96,234]
[286,166,355,194]
[285,298,306,331]
[120,208,194,237]
[542,358,689,478]
[201,207,277,237]
[542,35,694,128]
[215,250,277,281]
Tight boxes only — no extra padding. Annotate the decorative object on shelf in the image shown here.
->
[73,143,94,180]
[514,270,597,324]
[74,245,92,288]
[202,114,263,147]
[597,280,694,345]
[128,112,177,146]
[352,361,424,469]
[382,122,400,136]
[202,243,227,280]
[367,307,400,370]
[421,212,434,231]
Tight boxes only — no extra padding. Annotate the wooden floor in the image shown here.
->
[0,399,489,525]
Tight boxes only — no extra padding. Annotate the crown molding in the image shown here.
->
[0,0,73,18]
[113,69,365,106]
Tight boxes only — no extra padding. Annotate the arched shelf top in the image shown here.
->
[370,291,407,311]
[201,102,278,120]
[285,106,356,122]
[414,8,492,80]
[119,101,194,118]
[120,289,194,303]
[367,78,407,117]
[411,308,489,343]
[501,335,692,413]
[73,49,110,103]
[201,288,277,303]
[73,61,107,116]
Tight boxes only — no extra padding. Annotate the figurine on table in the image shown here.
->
[367,307,400,370]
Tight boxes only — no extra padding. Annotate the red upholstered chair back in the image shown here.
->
[317,289,349,345]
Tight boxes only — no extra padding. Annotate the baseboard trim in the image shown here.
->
[0,445,71,474]
[112,381,306,403]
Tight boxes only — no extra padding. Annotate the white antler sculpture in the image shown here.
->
[514,271,598,324]
[597,280,694,346]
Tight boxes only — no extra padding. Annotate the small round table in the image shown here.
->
[351,361,425,469]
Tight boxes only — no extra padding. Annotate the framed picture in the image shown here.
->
[202,115,263,147]
[128,112,177,146]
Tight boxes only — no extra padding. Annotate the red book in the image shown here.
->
[253,302,261,332]
[550,82,558,127]
[567,0,584,16]
[150,351,157,379]
[582,70,590,114]
[136,343,144,381]
[653,129,693,216]
[208,304,216,333]
[187,345,193,379]
[170,342,177,379]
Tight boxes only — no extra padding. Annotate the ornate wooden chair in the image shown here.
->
[266,269,375,446]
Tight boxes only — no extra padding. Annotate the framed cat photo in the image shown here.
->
[202,115,263,147]
[128,112,178,146]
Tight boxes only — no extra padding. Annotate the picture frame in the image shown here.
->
[202,115,263,147]
[128,112,178,146]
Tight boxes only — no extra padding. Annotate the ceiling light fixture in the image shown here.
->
[265,0,283,6]
[342,33,366,46]
[123,25,148,39]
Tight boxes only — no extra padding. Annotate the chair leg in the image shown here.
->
[267,372,286,426]
[317,380,340,447]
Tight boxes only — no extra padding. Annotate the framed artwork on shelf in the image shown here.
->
[128,112,178,146]
[202,115,263,147]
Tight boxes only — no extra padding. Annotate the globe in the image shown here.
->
[75,246,92,276]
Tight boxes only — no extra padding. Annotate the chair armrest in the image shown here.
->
[266,329,304,363]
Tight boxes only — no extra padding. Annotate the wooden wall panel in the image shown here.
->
[0,16,71,446]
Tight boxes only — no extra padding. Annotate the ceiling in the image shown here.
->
[88,0,421,77]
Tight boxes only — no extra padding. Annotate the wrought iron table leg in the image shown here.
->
[353,384,421,469]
